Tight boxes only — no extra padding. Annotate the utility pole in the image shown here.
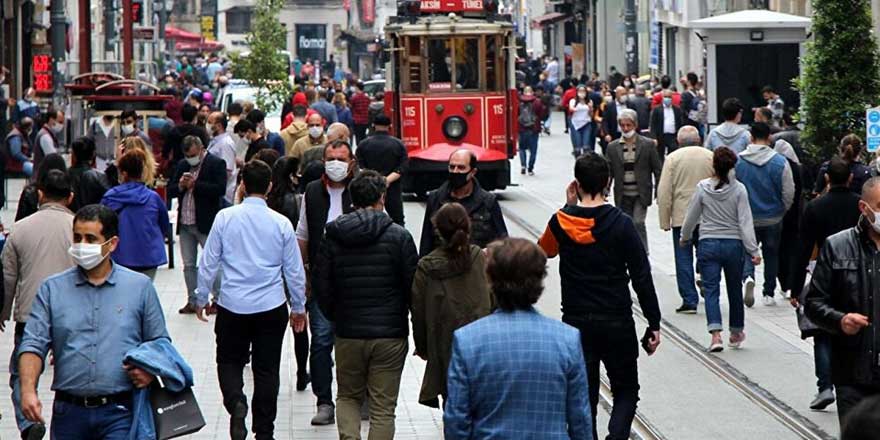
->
[79,0,92,75]
[122,0,133,78]
[623,0,638,76]
[50,0,66,107]
[105,0,117,56]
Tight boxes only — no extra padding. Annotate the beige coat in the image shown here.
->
[289,134,327,160]
[657,146,714,229]
[2,203,75,322]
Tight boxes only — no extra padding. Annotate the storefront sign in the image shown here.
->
[362,0,375,24]
[296,24,327,62]
[421,0,484,13]
[201,0,218,40]
[32,54,52,92]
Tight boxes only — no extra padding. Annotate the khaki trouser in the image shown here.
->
[335,337,408,440]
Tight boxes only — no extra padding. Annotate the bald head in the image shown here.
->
[449,149,477,173]
[677,126,701,147]
[326,122,350,143]
[306,113,323,125]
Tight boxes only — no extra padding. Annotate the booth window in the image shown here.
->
[226,7,253,34]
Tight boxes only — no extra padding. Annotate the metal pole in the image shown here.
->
[105,0,116,55]
[623,0,639,76]
[50,0,66,107]
[122,0,133,78]
[79,0,92,75]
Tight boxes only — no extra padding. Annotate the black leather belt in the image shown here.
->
[55,390,132,408]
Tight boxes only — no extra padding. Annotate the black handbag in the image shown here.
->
[149,382,206,440]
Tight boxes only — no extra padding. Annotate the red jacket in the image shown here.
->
[350,92,372,125]
[561,88,578,114]
[651,91,681,109]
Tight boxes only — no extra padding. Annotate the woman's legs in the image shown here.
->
[698,240,724,334]
[723,241,746,335]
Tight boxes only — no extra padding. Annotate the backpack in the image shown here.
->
[518,101,537,129]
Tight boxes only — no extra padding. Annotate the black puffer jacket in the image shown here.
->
[314,208,418,339]
[805,220,880,386]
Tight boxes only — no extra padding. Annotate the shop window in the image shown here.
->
[226,7,252,34]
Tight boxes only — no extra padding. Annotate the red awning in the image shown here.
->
[175,40,225,53]
[165,26,203,42]
[531,12,569,29]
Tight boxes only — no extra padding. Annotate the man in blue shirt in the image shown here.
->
[194,160,307,440]
[18,204,169,439]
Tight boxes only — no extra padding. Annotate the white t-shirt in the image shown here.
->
[295,185,346,242]
[208,132,239,203]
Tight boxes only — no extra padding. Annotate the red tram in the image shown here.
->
[384,0,518,195]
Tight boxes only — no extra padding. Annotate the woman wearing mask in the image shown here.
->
[680,147,761,352]
[813,134,872,195]
[266,156,312,391]
[100,149,170,280]
[332,93,354,136]
[568,85,593,157]
[411,203,492,408]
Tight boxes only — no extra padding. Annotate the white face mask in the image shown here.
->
[50,122,63,134]
[324,159,349,182]
[622,130,636,139]
[186,155,202,167]
[867,207,880,233]
[309,126,323,139]
[69,240,111,270]
[121,124,135,135]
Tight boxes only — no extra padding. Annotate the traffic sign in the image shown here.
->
[867,107,880,152]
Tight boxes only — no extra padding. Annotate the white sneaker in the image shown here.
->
[762,296,776,307]
[743,277,756,308]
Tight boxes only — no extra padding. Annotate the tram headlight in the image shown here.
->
[443,116,468,141]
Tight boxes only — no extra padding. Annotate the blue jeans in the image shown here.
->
[570,122,592,153]
[814,333,833,393]
[698,239,745,333]
[10,323,35,433]
[518,131,538,171]
[308,300,335,407]
[743,222,783,297]
[672,227,699,307]
[50,399,133,439]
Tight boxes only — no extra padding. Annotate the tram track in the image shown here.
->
[498,194,835,440]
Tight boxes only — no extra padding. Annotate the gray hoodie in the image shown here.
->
[738,143,795,226]
[680,177,760,257]
[705,122,751,154]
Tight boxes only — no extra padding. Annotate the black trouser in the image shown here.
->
[293,326,309,375]
[659,133,678,158]
[564,315,640,440]
[836,384,880,428]
[215,304,288,440]
[385,185,404,226]
[354,124,369,146]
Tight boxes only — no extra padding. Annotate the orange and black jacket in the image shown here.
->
[538,204,661,330]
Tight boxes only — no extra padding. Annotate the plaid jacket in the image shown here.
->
[444,309,592,439]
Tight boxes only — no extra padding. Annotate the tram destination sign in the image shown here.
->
[421,0,484,13]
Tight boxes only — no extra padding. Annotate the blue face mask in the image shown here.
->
[663,97,673,107]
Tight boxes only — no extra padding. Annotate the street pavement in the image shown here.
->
[0,111,841,439]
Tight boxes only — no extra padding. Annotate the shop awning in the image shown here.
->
[531,12,569,29]
[175,40,225,53]
[165,26,203,42]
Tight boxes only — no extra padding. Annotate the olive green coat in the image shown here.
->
[411,245,493,408]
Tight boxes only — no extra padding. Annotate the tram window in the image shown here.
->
[455,39,479,90]
[486,36,498,91]
[427,38,480,92]
[428,40,452,86]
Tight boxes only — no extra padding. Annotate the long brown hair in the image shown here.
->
[839,134,864,163]
[713,147,737,190]
[432,203,471,272]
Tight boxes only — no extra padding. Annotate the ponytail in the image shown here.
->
[432,203,472,272]
[713,147,737,190]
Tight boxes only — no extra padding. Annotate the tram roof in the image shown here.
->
[385,16,513,36]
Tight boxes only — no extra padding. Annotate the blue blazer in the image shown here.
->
[444,309,593,440]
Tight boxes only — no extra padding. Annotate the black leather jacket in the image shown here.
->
[69,165,110,212]
[805,220,880,386]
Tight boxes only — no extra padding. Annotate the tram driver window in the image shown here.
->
[454,39,479,90]
[428,40,453,85]
[427,38,479,91]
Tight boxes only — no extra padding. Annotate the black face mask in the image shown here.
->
[448,171,470,190]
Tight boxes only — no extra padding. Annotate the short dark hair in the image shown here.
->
[486,238,547,311]
[235,119,256,135]
[246,109,266,125]
[761,85,776,94]
[241,160,272,195]
[721,98,743,121]
[841,395,880,440]
[182,135,204,153]
[253,148,280,167]
[686,72,698,87]
[71,137,96,166]
[323,140,354,159]
[750,122,771,141]
[828,156,852,186]
[182,104,198,123]
[349,170,387,208]
[292,104,308,118]
[36,153,68,183]
[228,102,243,116]
[574,152,611,197]
[38,169,71,201]
[120,109,138,120]
[660,75,672,89]
[74,204,119,239]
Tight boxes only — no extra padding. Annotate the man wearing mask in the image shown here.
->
[628,86,652,133]
[207,112,239,204]
[170,136,228,315]
[5,117,34,177]
[296,140,357,426]
[290,113,327,162]
[280,105,309,156]
[2,170,74,440]
[356,114,408,225]
[246,109,285,156]
[119,110,152,147]
[419,149,508,257]
[163,104,211,166]
[12,88,39,125]
[649,90,683,158]
[18,205,170,439]
[602,86,628,145]
[34,110,64,174]
[234,120,271,163]
[806,177,880,430]
[301,123,349,173]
